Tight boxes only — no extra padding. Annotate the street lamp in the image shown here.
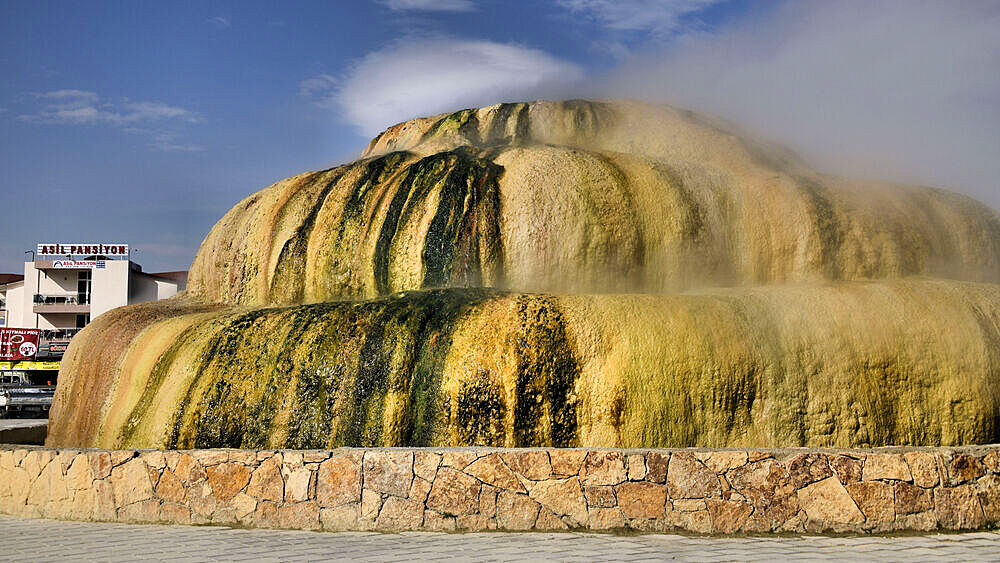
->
[24,250,34,261]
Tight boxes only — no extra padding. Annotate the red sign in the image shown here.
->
[0,328,40,361]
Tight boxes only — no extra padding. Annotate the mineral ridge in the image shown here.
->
[47,100,1000,449]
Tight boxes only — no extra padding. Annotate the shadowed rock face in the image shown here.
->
[48,100,1000,449]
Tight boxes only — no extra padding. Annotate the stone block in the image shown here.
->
[695,450,748,474]
[976,474,1000,523]
[895,510,938,531]
[117,499,160,523]
[284,467,311,503]
[501,451,551,481]
[66,455,94,491]
[247,455,284,502]
[303,451,330,463]
[534,508,569,530]
[68,487,97,521]
[584,485,616,508]
[665,507,713,533]
[141,451,166,470]
[671,499,706,512]
[934,485,986,529]
[155,469,187,503]
[615,481,666,519]
[983,450,1000,473]
[526,477,587,525]
[457,513,494,530]
[797,476,864,525]
[109,458,154,506]
[188,481,217,519]
[667,452,720,499]
[729,459,795,518]
[173,454,206,484]
[93,479,117,521]
[580,451,626,486]
[363,451,413,498]
[228,450,257,465]
[947,454,985,485]
[282,451,304,466]
[829,455,862,485]
[645,452,669,483]
[626,454,647,480]
[206,462,251,502]
[317,452,361,506]
[903,452,940,488]
[375,497,424,531]
[321,504,359,531]
[479,484,498,517]
[193,450,229,467]
[464,454,525,491]
[894,482,932,514]
[863,453,911,482]
[426,467,480,515]
[423,510,457,531]
[549,449,587,476]
[408,476,432,503]
[846,481,893,523]
[360,488,382,520]
[785,453,833,488]
[496,491,540,530]
[277,501,319,530]
[253,500,279,528]
[109,450,135,467]
[706,499,753,533]
[231,492,257,521]
[21,450,52,481]
[587,507,625,530]
[159,502,191,524]
[414,451,441,481]
[440,450,478,470]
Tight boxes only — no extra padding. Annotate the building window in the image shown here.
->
[76,314,90,328]
[77,269,92,305]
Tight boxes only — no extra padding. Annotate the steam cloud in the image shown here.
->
[333,1,1000,206]
[602,0,1000,206]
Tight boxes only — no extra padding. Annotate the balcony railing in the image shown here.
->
[40,328,82,341]
[33,293,90,305]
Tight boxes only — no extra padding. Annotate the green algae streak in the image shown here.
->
[47,100,1000,449]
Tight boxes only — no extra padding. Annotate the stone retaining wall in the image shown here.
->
[1,445,998,534]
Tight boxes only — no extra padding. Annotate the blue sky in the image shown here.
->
[1,1,997,273]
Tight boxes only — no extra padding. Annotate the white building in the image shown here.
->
[0,243,186,364]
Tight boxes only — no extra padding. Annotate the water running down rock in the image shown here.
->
[47,100,1000,449]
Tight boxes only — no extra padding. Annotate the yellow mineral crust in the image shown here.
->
[46,99,1000,449]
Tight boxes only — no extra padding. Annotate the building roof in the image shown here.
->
[0,274,24,285]
[149,271,188,283]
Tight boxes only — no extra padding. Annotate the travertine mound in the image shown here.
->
[47,100,1000,449]
[189,100,1000,303]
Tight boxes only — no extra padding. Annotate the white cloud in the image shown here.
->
[207,16,231,29]
[556,0,722,36]
[19,90,203,152]
[19,90,199,125]
[148,132,205,153]
[332,38,584,134]
[377,0,476,12]
[299,74,337,103]
[599,0,1000,205]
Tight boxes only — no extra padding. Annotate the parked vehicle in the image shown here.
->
[0,372,54,418]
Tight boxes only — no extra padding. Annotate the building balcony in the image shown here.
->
[37,328,81,359]
[32,294,90,314]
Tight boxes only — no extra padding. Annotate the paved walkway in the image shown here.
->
[0,418,47,431]
[1,516,998,561]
